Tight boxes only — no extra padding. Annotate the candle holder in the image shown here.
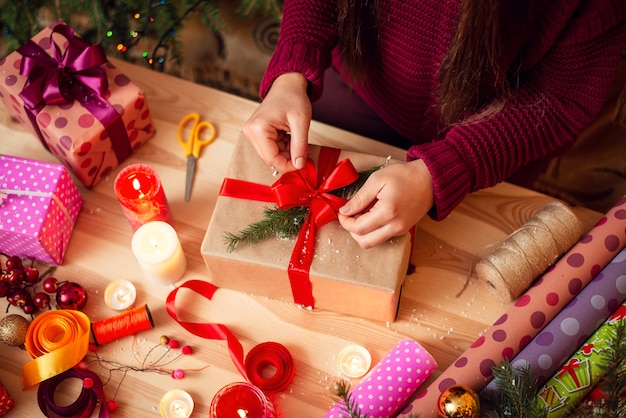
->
[114,163,173,231]
[131,221,187,285]
[210,382,276,418]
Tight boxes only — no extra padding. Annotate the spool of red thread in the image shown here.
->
[90,304,155,346]
[114,163,174,231]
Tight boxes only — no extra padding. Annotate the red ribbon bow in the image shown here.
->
[16,23,132,170]
[220,147,359,307]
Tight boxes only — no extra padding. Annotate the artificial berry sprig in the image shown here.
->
[0,253,56,315]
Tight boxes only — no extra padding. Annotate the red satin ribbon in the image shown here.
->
[219,147,359,307]
[166,280,295,394]
[37,368,109,418]
[17,23,132,165]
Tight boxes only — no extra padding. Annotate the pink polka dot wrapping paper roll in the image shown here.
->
[484,246,626,392]
[323,339,437,418]
[402,195,626,418]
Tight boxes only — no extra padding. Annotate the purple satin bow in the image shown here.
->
[18,24,108,109]
[16,23,132,170]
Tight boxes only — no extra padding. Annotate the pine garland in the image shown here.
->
[0,0,282,67]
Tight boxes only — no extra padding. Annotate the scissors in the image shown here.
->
[177,112,216,201]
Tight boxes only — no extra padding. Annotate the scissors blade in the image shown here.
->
[185,156,197,202]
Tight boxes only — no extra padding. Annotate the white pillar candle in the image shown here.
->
[131,221,187,285]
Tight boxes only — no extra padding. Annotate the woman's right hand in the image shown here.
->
[242,72,312,173]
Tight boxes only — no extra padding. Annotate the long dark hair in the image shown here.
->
[336,0,536,124]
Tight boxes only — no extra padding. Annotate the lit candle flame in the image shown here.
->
[237,409,248,418]
[132,177,145,198]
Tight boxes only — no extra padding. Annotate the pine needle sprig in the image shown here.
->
[481,361,547,418]
[224,206,307,252]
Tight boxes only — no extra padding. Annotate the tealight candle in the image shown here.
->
[131,221,187,285]
[114,163,173,231]
[337,344,372,379]
[160,389,194,418]
[104,279,136,310]
[209,382,275,418]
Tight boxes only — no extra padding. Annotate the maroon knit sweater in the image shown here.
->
[260,0,626,219]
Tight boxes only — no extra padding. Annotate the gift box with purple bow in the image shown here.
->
[0,22,155,188]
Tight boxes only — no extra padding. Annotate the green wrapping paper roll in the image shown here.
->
[537,302,626,417]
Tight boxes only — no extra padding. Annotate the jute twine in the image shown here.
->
[475,200,584,301]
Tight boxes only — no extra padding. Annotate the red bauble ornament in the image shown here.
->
[56,282,88,310]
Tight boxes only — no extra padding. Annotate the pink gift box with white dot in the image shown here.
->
[0,155,83,264]
[0,22,155,188]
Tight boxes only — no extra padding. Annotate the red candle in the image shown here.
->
[210,382,275,418]
[114,163,173,231]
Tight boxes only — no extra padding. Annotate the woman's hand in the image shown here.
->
[242,72,312,173]
[338,159,434,248]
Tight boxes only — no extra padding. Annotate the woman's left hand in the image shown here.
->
[338,159,434,248]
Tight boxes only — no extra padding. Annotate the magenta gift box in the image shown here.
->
[0,155,82,264]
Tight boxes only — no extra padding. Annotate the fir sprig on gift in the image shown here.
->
[481,361,547,418]
[223,161,388,252]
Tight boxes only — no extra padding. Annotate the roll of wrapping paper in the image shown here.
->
[402,195,626,418]
[536,302,626,417]
[0,381,15,416]
[484,246,626,391]
[475,201,584,301]
[323,338,437,418]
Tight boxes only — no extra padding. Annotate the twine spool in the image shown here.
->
[475,201,583,301]
[91,304,155,346]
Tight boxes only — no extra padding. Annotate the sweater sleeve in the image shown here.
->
[407,0,626,220]
[259,0,338,102]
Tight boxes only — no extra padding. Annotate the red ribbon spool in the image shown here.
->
[166,280,295,394]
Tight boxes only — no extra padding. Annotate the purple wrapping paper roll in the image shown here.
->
[484,246,626,391]
[324,339,437,418]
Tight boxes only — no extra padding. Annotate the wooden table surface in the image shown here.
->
[0,58,602,417]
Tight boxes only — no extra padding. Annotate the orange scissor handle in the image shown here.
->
[177,112,216,159]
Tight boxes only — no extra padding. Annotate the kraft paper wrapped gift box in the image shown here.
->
[0,155,83,265]
[201,136,412,322]
[0,22,155,188]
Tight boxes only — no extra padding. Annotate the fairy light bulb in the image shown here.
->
[104,280,137,310]
[337,344,372,379]
[160,389,194,418]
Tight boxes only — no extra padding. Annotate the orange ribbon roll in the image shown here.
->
[22,310,90,389]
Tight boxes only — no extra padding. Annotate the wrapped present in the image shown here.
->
[0,155,82,264]
[200,136,412,322]
[0,22,155,188]
[0,381,15,416]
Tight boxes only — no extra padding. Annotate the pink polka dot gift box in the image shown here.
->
[0,155,83,265]
[0,22,155,188]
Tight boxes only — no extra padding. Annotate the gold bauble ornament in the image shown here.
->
[437,384,480,418]
[0,314,30,347]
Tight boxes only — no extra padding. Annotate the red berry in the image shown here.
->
[5,255,23,271]
[168,339,180,349]
[0,281,9,298]
[8,288,30,307]
[5,269,24,287]
[43,277,59,293]
[33,292,51,309]
[23,267,40,284]
[22,303,38,315]
[107,400,118,411]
